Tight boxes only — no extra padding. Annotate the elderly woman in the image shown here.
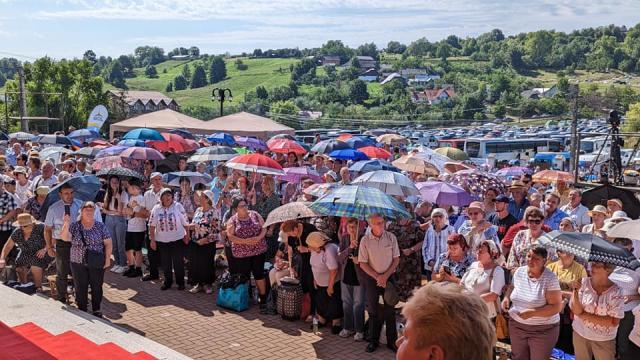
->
[387,205,424,301]
[253,176,281,261]
[24,186,49,221]
[187,190,220,295]
[308,231,343,334]
[175,177,196,219]
[0,213,52,290]
[582,204,607,236]
[503,246,563,360]
[483,188,498,218]
[461,240,505,319]
[61,202,113,317]
[507,206,551,271]
[458,201,499,251]
[570,261,624,360]
[433,233,474,284]
[226,196,269,312]
[558,217,577,232]
[231,175,256,207]
[422,208,456,280]
[149,188,189,291]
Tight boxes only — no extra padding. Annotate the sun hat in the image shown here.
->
[509,181,527,190]
[150,172,162,180]
[13,166,27,174]
[608,210,631,222]
[35,186,50,196]
[607,198,623,209]
[201,190,215,204]
[306,231,330,248]
[588,205,607,217]
[12,213,38,228]
[467,201,486,213]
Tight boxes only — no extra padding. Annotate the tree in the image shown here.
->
[493,103,507,118]
[386,41,406,54]
[347,80,369,104]
[0,72,5,87]
[320,40,353,64]
[253,49,263,57]
[188,46,200,58]
[144,65,158,78]
[524,30,553,67]
[406,37,434,56]
[181,64,191,82]
[435,43,451,60]
[83,50,97,63]
[209,56,226,84]
[173,74,188,91]
[134,46,165,66]
[270,100,300,129]
[357,42,379,60]
[587,35,618,71]
[117,55,135,77]
[291,58,316,83]
[166,82,173,92]
[270,85,295,101]
[622,102,640,146]
[255,85,269,100]
[106,60,126,89]
[190,64,208,88]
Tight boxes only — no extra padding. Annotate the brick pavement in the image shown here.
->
[100,273,396,360]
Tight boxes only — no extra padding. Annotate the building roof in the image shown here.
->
[356,56,375,61]
[359,69,380,76]
[107,90,177,107]
[380,73,404,85]
[203,112,295,139]
[424,88,456,102]
[322,56,341,61]
[109,109,208,138]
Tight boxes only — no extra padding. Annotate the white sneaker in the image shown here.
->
[189,284,202,294]
[113,265,127,274]
[339,329,354,338]
[354,332,365,342]
[110,265,120,273]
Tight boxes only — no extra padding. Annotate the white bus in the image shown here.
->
[464,138,562,164]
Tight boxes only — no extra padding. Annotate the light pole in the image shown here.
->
[211,88,232,117]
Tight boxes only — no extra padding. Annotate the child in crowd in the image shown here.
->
[123,181,145,278]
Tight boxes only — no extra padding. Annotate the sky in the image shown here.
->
[1,0,640,60]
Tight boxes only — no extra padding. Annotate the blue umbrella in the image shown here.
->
[162,171,213,187]
[345,136,376,149]
[68,128,100,142]
[40,176,102,219]
[349,159,400,173]
[95,145,129,158]
[310,185,411,220]
[170,129,196,140]
[311,139,350,155]
[117,139,147,147]
[0,132,8,141]
[123,128,165,141]
[207,132,236,146]
[9,132,36,141]
[33,134,75,146]
[329,149,369,161]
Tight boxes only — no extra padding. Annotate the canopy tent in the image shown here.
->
[202,112,294,140]
[109,109,210,139]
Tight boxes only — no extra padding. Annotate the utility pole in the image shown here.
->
[17,66,29,132]
[569,84,579,183]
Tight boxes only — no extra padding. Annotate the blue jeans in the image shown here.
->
[105,215,127,267]
[341,282,365,333]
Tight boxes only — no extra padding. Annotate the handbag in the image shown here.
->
[485,266,509,340]
[216,282,249,312]
[342,248,360,286]
[79,223,105,269]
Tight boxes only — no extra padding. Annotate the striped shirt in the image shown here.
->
[509,266,561,325]
[422,224,455,271]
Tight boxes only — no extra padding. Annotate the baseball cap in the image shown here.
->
[495,194,510,203]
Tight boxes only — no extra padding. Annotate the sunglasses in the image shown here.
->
[527,219,543,224]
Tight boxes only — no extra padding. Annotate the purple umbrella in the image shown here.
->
[95,145,129,158]
[120,147,165,160]
[234,136,268,151]
[416,181,473,206]
[495,166,532,178]
[276,167,323,183]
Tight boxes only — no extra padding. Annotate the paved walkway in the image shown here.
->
[100,273,396,360]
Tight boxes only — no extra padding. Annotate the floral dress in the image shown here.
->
[434,252,475,279]
[190,207,220,243]
[387,221,425,301]
[11,223,52,268]
[24,196,44,221]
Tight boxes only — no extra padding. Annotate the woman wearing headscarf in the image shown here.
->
[387,203,424,301]
[307,231,343,334]
[461,239,505,320]
[24,186,49,221]
[422,208,455,280]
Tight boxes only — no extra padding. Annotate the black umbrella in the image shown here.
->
[169,129,196,140]
[96,168,144,181]
[539,231,640,270]
[40,176,102,219]
[582,184,640,219]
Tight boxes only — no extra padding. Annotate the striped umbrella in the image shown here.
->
[310,185,411,220]
[225,154,284,175]
[352,170,419,197]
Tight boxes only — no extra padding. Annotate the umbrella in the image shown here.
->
[9,132,36,141]
[311,139,350,155]
[91,156,124,171]
[444,162,473,174]
[234,136,267,151]
[263,202,320,228]
[207,132,236,146]
[96,145,129,158]
[120,147,165,161]
[39,146,74,164]
[68,128,100,142]
[539,231,640,270]
[496,166,532,178]
[96,167,144,180]
[40,176,102,219]
[376,134,408,145]
[349,159,400,173]
[163,171,213,187]
[416,181,473,206]
[188,146,238,162]
[344,136,376,149]
[532,170,574,184]
[0,132,8,141]
[169,129,196,140]
[392,155,439,175]
[234,148,253,155]
[269,134,296,142]
[310,185,411,220]
[435,147,469,161]
[582,184,640,220]
[268,138,307,155]
[147,133,199,153]
[303,183,341,198]
[226,154,284,175]
[329,149,369,161]
[352,170,419,197]
[413,147,452,172]
[276,167,323,183]
[73,146,103,158]
[607,219,640,240]
[449,170,506,199]
[90,139,111,147]
[117,139,147,147]
[336,133,353,142]
[359,146,392,160]
[123,128,165,141]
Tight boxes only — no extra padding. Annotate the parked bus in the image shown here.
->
[464,138,562,164]
[437,139,466,150]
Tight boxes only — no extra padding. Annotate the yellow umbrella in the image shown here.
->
[435,147,469,161]
[376,134,408,145]
[392,155,439,176]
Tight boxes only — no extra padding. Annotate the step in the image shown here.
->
[131,351,157,360]
[0,322,55,360]
[97,342,137,359]
[11,322,56,344]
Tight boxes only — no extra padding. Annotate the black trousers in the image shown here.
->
[362,274,397,346]
[157,240,185,287]
[70,262,105,313]
[55,240,72,301]
[315,281,343,323]
[188,241,216,286]
[144,231,160,278]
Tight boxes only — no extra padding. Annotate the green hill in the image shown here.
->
[124,57,299,108]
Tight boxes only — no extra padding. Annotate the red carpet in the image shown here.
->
[0,322,155,360]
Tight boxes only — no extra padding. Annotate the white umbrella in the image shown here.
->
[607,219,640,240]
[352,170,419,197]
[263,202,319,228]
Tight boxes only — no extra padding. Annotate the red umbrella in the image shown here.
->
[120,147,165,160]
[267,138,307,155]
[90,139,111,147]
[147,133,199,153]
[336,133,353,141]
[226,154,284,175]
[359,146,392,160]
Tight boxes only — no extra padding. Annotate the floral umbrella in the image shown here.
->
[448,169,506,199]
[392,155,439,176]
[267,138,307,155]
[532,169,574,184]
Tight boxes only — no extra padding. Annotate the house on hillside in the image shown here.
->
[106,90,179,118]
[520,85,558,99]
[358,68,380,82]
[355,56,377,69]
[411,74,441,85]
[321,56,341,66]
[412,86,456,105]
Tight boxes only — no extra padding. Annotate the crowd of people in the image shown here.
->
[0,133,639,360]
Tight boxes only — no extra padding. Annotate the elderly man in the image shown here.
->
[358,213,400,353]
[508,181,530,221]
[312,155,330,177]
[31,160,58,191]
[607,198,624,216]
[27,157,41,181]
[6,143,22,166]
[139,172,165,281]
[339,167,350,185]
[560,189,590,230]
[543,192,568,230]
[44,182,102,303]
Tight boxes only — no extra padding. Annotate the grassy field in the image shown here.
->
[531,68,640,90]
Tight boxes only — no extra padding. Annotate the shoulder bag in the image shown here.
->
[78,223,105,269]
[486,266,509,340]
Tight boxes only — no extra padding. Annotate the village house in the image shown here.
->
[321,56,341,66]
[106,90,179,118]
[380,72,405,85]
[411,86,456,105]
[347,55,377,70]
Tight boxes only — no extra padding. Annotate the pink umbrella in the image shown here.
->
[226,154,284,175]
[277,167,323,183]
[91,156,124,171]
[120,147,165,160]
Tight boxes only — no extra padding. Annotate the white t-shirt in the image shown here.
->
[461,262,505,318]
[509,266,561,325]
[630,304,640,347]
[126,194,146,232]
[309,243,339,287]
[15,181,32,208]
[571,277,624,342]
[149,202,188,243]
[609,267,640,312]
[143,188,163,214]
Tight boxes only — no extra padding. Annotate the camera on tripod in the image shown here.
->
[609,110,621,128]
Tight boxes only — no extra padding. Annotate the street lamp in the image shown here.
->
[212,88,233,117]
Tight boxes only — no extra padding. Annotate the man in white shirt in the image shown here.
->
[30,161,58,191]
[560,189,590,230]
[138,172,165,281]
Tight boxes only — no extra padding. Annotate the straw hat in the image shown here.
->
[608,210,631,223]
[12,213,38,228]
[306,231,330,249]
[607,199,623,209]
[588,205,607,217]
[201,190,215,204]
[509,181,527,190]
[35,186,50,196]
[467,201,486,213]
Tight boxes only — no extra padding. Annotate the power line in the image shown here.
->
[0,51,38,60]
